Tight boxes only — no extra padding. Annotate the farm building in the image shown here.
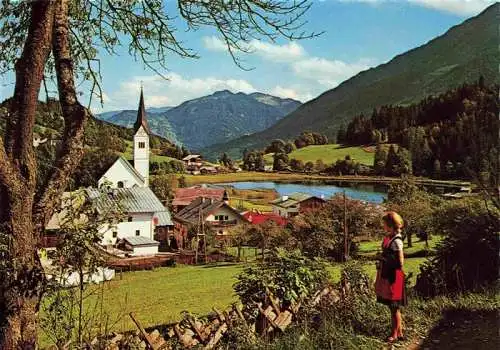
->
[270,192,326,218]
[117,236,160,256]
[173,197,248,248]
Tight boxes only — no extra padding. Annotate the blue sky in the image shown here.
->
[0,0,495,112]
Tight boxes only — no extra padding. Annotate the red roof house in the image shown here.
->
[242,210,288,226]
[172,185,227,211]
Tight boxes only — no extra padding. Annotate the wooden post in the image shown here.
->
[129,312,157,349]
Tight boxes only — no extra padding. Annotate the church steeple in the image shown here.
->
[133,87,150,186]
[134,87,150,134]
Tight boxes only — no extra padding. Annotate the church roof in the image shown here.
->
[86,186,166,214]
[99,156,145,186]
[134,88,150,134]
[155,210,174,226]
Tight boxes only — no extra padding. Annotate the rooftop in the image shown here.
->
[121,236,159,247]
[86,186,167,214]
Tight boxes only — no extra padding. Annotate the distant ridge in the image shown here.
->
[97,91,301,151]
[201,3,499,160]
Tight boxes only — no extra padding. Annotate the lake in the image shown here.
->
[215,181,387,204]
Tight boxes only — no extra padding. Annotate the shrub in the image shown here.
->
[233,248,328,321]
[415,198,499,296]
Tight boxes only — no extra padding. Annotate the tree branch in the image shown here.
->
[33,0,89,236]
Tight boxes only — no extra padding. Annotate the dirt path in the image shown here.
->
[403,309,498,350]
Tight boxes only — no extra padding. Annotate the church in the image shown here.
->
[46,89,173,256]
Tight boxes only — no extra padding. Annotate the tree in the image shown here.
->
[150,175,179,206]
[289,158,304,172]
[40,189,124,345]
[284,142,295,154]
[273,152,289,171]
[304,161,315,173]
[255,152,266,172]
[0,1,317,345]
[219,153,233,168]
[373,144,387,176]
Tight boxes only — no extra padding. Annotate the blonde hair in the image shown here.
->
[382,211,404,234]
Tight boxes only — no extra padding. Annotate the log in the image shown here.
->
[265,288,281,316]
[273,310,293,331]
[232,303,247,325]
[212,307,225,322]
[204,323,228,350]
[188,316,207,342]
[258,304,280,332]
[129,312,158,350]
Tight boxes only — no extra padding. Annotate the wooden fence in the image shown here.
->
[107,286,343,350]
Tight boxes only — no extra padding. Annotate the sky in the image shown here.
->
[0,0,496,113]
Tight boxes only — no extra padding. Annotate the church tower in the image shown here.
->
[133,88,150,186]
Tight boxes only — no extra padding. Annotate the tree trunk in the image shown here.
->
[0,1,55,348]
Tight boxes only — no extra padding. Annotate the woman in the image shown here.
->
[375,211,406,343]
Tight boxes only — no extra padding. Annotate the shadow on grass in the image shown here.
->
[419,308,498,349]
[200,262,241,269]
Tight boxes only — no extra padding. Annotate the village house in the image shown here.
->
[44,89,174,255]
[172,184,227,212]
[270,192,327,218]
[182,154,203,170]
[242,209,287,226]
[173,197,248,248]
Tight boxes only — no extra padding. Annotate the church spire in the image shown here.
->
[134,87,150,134]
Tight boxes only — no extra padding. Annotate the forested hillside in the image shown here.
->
[341,80,498,182]
[202,3,499,160]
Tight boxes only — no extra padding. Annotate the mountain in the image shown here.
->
[96,91,300,151]
[201,3,499,160]
[165,90,300,151]
[97,108,179,145]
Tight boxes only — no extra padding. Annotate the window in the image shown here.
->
[135,230,140,236]
[215,215,229,221]
[112,231,118,238]
[138,141,145,149]
[117,181,124,188]
[128,216,133,222]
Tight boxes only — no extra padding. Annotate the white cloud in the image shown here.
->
[269,85,315,102]
[408,0,495,16]
[203,36,306,62]
[292,57,372,88]
[335,0,495,16]
[100,73,257,111]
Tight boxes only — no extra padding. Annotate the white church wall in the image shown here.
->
[98,159,144,189]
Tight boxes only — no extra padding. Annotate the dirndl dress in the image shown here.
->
[375,235,406,307]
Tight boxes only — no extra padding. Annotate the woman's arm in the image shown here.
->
[398,249,404,269]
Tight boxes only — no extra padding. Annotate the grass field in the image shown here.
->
[40,248,429,347]
[358,236,442,257]
[263,144,375,166]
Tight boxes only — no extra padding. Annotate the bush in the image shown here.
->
[233,248,328,321]
[415,198,499,296]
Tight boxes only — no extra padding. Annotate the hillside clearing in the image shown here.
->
[263,144,374,166]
